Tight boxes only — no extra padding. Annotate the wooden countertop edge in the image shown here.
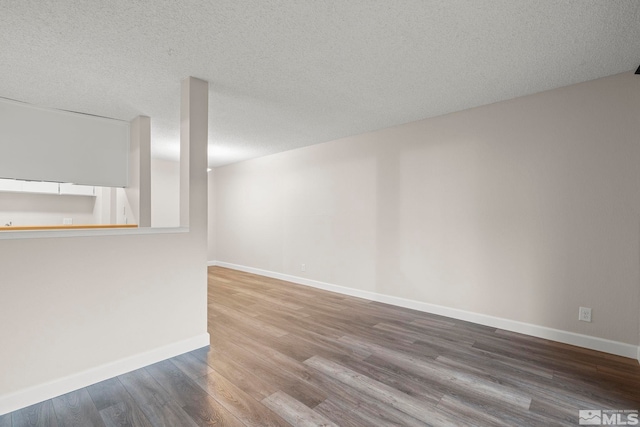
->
[0,224,139,231]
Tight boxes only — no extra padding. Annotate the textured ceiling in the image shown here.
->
[1,1,639,167]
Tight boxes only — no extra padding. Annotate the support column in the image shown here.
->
[125,116,151,227]
[180,77,209,236]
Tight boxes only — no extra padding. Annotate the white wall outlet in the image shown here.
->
[301,263,306,272]
[63,218,73,225]
[579,306,592,322]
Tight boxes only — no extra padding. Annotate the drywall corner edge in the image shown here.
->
[0,333,210,416]
[208,260,639,361]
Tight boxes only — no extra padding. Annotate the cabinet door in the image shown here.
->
[0,178,23,192]
[22,181,59,194]
[59,183,95,196]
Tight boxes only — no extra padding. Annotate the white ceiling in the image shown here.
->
[1,1,639,167]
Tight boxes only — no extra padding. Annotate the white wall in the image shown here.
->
[151,158,180,228]
[0,184,127,227]
[116,188,137,225]
[208,170,216,261]
[0,232,205,397]
[213,72,640,351]
[93,187,116,224]
[0,192,97,226]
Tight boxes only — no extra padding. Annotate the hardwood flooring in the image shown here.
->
[4,266,640,426]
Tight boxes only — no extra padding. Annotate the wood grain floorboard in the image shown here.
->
[312,399,372,427]
[251,312,373,360]
[170,352,215,380]
[201,337,374,425]
[304,355,453,426]
[335,352,444,404]
[144,360,244,427]
[118,369,199,427]
[528,397,581,425]
[87,378,138,412]
[3,265,640,426]
[11,400,59,427]
[226,287,304,311]
[209,325,329,408]
[51,389,105,427]
[261,391,337,427]
[99,401,152,427]
[194,369,291,427]
[246,301,312,320]
[209,326,436,427]
[210,301,289,337]
[86,378,152,427]
[192,345,280,402]
[435,395,528,427]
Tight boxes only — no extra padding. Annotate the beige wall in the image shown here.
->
[151,159,180,228]
[0,232,205,393]
[213,72,640,347]
[208,170,216,262]
[116,187,135,225]
[92,186,109,224]
[0,192,97,226]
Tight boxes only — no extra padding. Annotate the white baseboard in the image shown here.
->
[210,260,639,361]
[0,333,210,416]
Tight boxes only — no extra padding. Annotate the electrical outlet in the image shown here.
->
[63,218,72,225]
[579,306,592,322]
[301,264,306,272]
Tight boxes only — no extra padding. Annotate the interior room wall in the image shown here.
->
[208,170,216,261]
[212,72,640,351]
[0,78,209,415]
[0,192,97,226]
[116,187,135,225]
[92,187,115,224]
[151,158,180,228]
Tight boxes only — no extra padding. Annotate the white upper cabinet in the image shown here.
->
[22,181,59,194]
[59,183,95,196]
[0,178,23,192]
[0,98,129,187]
[0,179,96,196]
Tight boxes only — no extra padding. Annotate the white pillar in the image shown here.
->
[180,77,209,237]
[126,116,151,227]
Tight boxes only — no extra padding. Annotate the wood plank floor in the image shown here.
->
[4,266,640,426]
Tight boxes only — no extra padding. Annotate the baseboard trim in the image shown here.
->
[0,333,210,416]
[210,260,639,361]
